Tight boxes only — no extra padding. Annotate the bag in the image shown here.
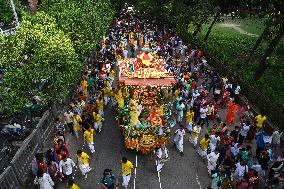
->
[241,151,249,162]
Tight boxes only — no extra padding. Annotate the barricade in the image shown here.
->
[0,108,57,188]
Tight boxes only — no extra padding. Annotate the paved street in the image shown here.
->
[57,104,243,189]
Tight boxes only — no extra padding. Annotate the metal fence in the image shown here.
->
[0,107,58,189]
[0,27,17,36]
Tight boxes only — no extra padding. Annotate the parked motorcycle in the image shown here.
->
[0,116,30,141]
[1,123,24,136]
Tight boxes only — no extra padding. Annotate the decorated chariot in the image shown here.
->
[116,44,176,154]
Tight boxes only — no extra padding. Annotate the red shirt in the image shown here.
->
[190,81,197,90]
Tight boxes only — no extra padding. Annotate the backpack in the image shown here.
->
[241,151,250,162]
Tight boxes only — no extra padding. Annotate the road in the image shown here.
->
[57,102,221,189]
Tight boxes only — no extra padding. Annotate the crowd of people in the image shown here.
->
[30,6,283,189]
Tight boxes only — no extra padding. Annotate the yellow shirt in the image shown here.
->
[81,80,88,90]
[78,152,89,165]
[129,31,134,39]
[110,70,116,78]
[93,113,101,123]
[191,126,201,138]
[116,90,124,108]
[174,90,180,97]
[84,129,94,143]
[73,115,82,132]
[222,77,228,84]
[69,183,80,189]
[186,111,194,123]
[73,115,82,123]
[158,105,164,116]
[199,138,210,150]
[122,160,133,175]
[92,112,96,120]
[109,91,114,99]
[96,99,104,110]
[103,87,110,97]
[255,115,267,128]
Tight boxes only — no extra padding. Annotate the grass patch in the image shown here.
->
[222,17,265,35]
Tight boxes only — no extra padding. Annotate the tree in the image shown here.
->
[40,0,115,61]
[254,21,284,79]
[191,0,213,37]
[253,0,284,79]
[0,12,82,115]
[203,8,221,42]
[245,0,283,64]
[0,0,14,26]
[28,0,38,13]
[246,22,270,63]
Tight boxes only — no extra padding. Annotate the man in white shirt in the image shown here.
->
[209,134,220,152]
[230,143,240,157]
[199,105,209,127]
[239,121,250,144]
[235,86,241,95]
[64,110,74,134]
[34,171,54,189]
[192,90,200,101]
[155,144,169,172]
[234,161,248,181]
[207,151,220,175]
[59,155,75,182]
[174,126,185,156]
[106,62,111,72]
[272,130,283,154]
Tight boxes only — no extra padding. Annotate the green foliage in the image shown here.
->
[40,0,115,60]
[0,12,82,115]
[0,0,14,24]
[0,0,23,27]
[0,0,116,115]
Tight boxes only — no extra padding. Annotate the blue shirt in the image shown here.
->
[256,131,266,149]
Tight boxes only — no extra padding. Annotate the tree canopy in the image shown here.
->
[0,0,14,25]
[0,12,82,114]
[39,0,115,60]
[0,0,116,115]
